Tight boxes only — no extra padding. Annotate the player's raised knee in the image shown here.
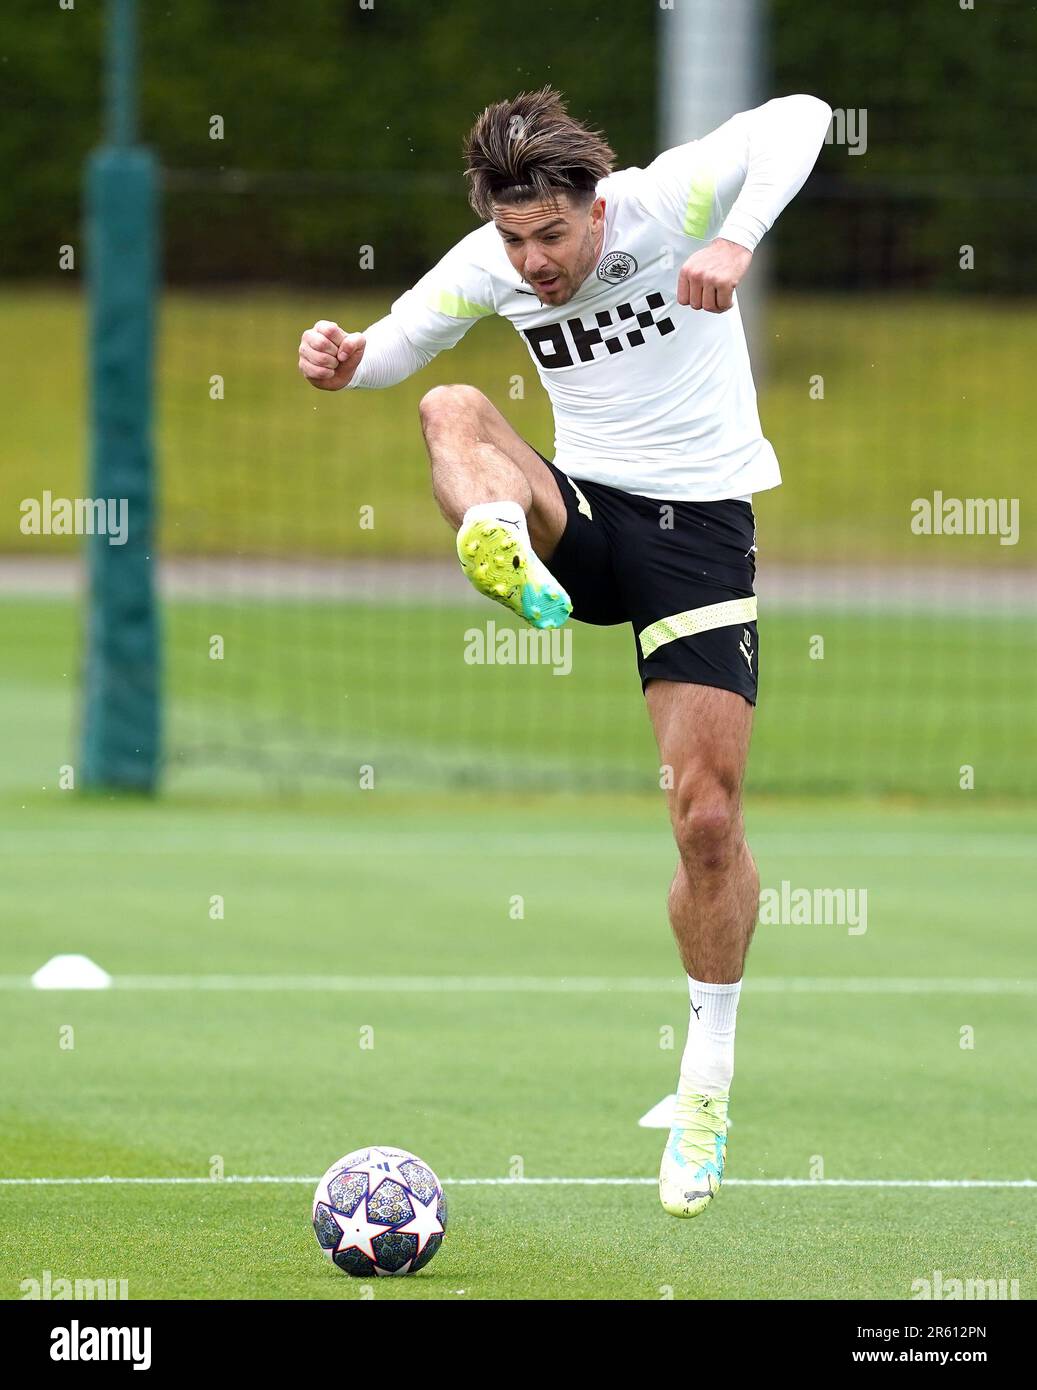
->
[418,383,487,430]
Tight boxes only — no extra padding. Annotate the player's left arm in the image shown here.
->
[664,95,833,313]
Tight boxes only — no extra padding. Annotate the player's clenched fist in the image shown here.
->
[677,239,753,314]
[298,320,366,390]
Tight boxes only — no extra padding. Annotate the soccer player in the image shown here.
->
[297,88,832,1218]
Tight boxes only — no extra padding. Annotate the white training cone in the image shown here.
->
[638,1094,677,1129]
[31,954,112,990]
[638,1093,732,1129]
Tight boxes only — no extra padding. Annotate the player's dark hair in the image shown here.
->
[463,86,616,220]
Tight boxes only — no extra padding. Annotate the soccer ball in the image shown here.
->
[312,1145,447,1277]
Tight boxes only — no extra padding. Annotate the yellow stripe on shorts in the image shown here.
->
[638,596,757,659]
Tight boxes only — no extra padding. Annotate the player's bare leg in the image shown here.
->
[646,679,759,1217]
[418,384,572,629]
[418,384,565,551]
[649,681,759,981]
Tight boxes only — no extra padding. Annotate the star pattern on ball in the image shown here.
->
[394,1189,444,1258]
[331,1195,393,1263]
[361,1152,407,1200]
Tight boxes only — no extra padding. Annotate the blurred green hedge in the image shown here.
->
[3,0,1033,290]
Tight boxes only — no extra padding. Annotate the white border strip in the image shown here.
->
[0,1175,1033,1189]
[3,975,1035,995]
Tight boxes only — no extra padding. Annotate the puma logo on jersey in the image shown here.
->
[739,628,754,672]
[522,291,675,370]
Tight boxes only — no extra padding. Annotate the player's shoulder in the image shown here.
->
[599,144,723,245]
[598,161,684,232]
[441,220,505,268]
[421,222,518,313]
[598,164,647,200]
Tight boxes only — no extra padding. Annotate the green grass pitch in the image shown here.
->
[1,603,1035,1299]
[7,597,1036,800]
[1,794,1035,1300]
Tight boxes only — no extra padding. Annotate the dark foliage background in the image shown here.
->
[2,0,1033,290]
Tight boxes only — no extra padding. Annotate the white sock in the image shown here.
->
[460,500,530,545]
[679,976,741,1097]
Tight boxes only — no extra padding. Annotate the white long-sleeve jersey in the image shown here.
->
[347,94,832,501]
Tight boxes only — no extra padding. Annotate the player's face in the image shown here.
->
[492,194,605,306]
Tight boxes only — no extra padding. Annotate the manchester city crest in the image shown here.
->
[597,250,638,283]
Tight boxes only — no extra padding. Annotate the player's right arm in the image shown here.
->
[636,95,832,314]
[297,230,496,393]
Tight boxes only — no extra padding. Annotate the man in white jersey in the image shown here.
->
[298,87,832,1218]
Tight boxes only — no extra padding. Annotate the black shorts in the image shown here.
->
[539,453,759,703]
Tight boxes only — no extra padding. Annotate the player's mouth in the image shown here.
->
[533,274,562,296]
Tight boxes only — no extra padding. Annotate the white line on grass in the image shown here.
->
[0,1176,1033,1188]
[1,832,1034,858]
[2,975,1035,995]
